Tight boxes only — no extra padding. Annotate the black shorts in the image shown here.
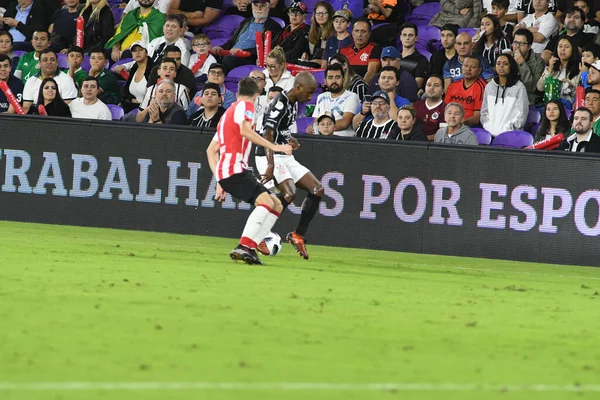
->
[219,170,269,205]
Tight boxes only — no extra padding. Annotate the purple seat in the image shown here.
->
[313,69,325,85]
[329,0,363,22]
[107,104,124,120]
[412,2,441,17]
[458,27,478,37]
[303,0,321,12]
[204,15,245,40]
[224,65,263,92]
[419,49,432,61]
[471,127,492,145]
[12,50,26,58]
[490,130,534,148]
[271,17,285,28]
[82,55,91,72]
[405,14,432,25]
[111,6,124,25]
[210,38,228,47]
[57,53,69,69]
[524,107,541,133]
[296,117,313,134]
[111,57,134,74]
[415,25,441,51]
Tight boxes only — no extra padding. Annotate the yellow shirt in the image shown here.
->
[120,9,153,50]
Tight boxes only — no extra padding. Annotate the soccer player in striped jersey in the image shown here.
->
[206,78,293,265]
[254,72,321,260]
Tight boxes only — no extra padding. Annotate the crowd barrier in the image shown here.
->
[1,115,600,267]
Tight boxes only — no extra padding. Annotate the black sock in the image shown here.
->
[296,194,321,236]
[276,192,290,211]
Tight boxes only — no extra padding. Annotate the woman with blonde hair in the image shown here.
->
[264,46,295,92]
[301,1,334,66]
[80,0,115,54]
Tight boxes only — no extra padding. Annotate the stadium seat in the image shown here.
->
[271,17,285,28]
[111,57,134,73]
[313,69,325,85]
[12,50,26,58]
[57,53,69,69]
[82,55,91,72]
[112,6,124,25]
[490,130,534,148]
[405,15,433,25]
[204,15,245,40]
[419,49,432,61]
[107,104,124,120]
[210,38,228,47]
[415,25,441,52]
[412,2,441,17]
[296,117,313,134]
[225,65,263,92]
[303,0,320,12]
[458,28,478,37]
[471,127,492,145]
[524,108,541,133]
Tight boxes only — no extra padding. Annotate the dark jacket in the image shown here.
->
[28,100,72,117]
[559,131,600,153]
[81,5,114,53]
[274,23,309,63]
[2,0,49,41]
[122,58,155,112]
[147,63,198,97]
[389,122,428,141]
[223,17,282,58]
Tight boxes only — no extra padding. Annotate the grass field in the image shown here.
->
[1,221,600,400]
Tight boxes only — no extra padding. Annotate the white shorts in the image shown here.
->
[255,155,310,189]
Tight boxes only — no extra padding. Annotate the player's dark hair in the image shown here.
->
[585,88,600,97]
[428,74,445,89]
[463,55,482,69]
[575,106,593,121]
[238,77,260,97]
[36,77,65,106]
[39,48,57,59]
[33,30,50,40]
[583,43,600,59]
[514,29,533,46]
[89,46,106,58]
[160,57,177,69]
[491,0,509,10]
[353,17,371,31]
[0,31,13,44]
[400,22,418,36]
[82,75,99,86]
[67,46,84,56]
[203,82,221,97]
[325,63,344,76]
[165,14,186,28]
[563,6,586,22]
[164,44,182,55]
[380,65,400,81]
[268,86,284,94]
[0,54,10,65]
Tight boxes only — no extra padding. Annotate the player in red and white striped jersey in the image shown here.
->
[207,77,293,265]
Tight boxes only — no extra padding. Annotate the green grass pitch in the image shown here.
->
[1,221,600,400]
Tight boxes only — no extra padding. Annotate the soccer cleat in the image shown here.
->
[256,240,270,256]
[229,245,254,265]
[248,249,265,265]
[286,232,309,260]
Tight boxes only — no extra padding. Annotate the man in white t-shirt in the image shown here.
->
[69,76,112,120]
[22,49,78,114]
[307,63,360,137]
[516,0,558,54]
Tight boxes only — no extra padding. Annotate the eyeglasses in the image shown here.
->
[512,41,529,46]
[371,101,388,107]
[288,11,304,16]
[266,64,279,70]
[250,76,265,81]
[314,11,328,16]
[209,70,224,76]
[193,42,210,47]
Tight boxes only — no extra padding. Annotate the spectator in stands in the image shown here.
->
[413,75,446,141]
[253,75,273,130]
[364,0,396,21]
[574,0,599,34]
[340,17,381,83]
[227,0,287,22]
[122,0,170,15]
[316,111,335,135]
[560,107,600,152]
[264,46,294,92]
[490,0,515,38]
[148,14,190,65]
[586,60,600,90]
[445,55,486,126]
[0,0,48,50]
[167,0,221,33]
[0,31,18,69]
[80,0,115,55]
[329,53,368,102]
[120,41,154,112]
[105,0,164,62]
[139,58,189,115]
[323,8,352,65]
[542,7,593,64]
[354,90,398,139]
[88,47,120,104]
[187,62,234,117]
[536,36,580,106]
[14,29,48,83]
[353,66,409,128]
[48,0,81,53]
[431,24,458,77]
[388,105,428,141]
[515,0,557,55]
[584,89,600,135]
[443,32,493,88]
[434,102,478,144]
[188,82,225,128]
[579,43,600,89]
[187,33,216,81]
[273,2,309,64]
[69,76,112,119]
[301,1,333,66]
[533,99,570,142]
[137,79,188,125]
[306,63,360,136]
[212,0,282,72]
[65,46,86,89]
[147,45,197,97]
[473,14,510,66]
[0,54,23,113]
[22,48,77,113]
[480,53,529,136]
[516,0,556,21]
[429,0,482,28]
[366,46,419,102]
[512,28,544,106]
[27,76,71,116]
[398,22,431,91]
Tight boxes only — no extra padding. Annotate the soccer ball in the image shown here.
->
[263,232,282,256]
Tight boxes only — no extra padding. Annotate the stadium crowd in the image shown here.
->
[2,0,600,150]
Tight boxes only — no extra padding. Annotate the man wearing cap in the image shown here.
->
[187,62,236,117]
[323,9,353,64]
[212,0,282,73]
[188,82,225,128]
[167,0,222,32]
[340,17,382,83]
[434,102,478,145]
[354,90,399,139]
[399,22,431,91]
[273,2,309,62]
[316,112,336,135]
[442,32,493,89]
[587,60,600,91]
[431,24,458,77]
[139,79,188,125]
[367,46,419,102]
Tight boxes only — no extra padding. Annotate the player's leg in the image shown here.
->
[256,178,296,255]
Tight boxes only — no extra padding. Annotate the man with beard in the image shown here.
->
[560,107,600,152]
[413,75,446,141]
[105,0,165,62]
[140,79,187,125]
[542,7,594,64]
[0,54,23,113]
[306,63,360,136]
[69,76,112,120]
[354,90,398,139]
[253,72,320,259]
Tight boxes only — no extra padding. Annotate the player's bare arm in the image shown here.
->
[261,127,276,184]
[206,139,226,202]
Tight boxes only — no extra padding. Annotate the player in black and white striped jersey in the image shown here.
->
[355,90,398,139]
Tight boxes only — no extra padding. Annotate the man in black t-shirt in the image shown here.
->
[253,72,321,260]
[541,6,594,63]
[167,0,222,32]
